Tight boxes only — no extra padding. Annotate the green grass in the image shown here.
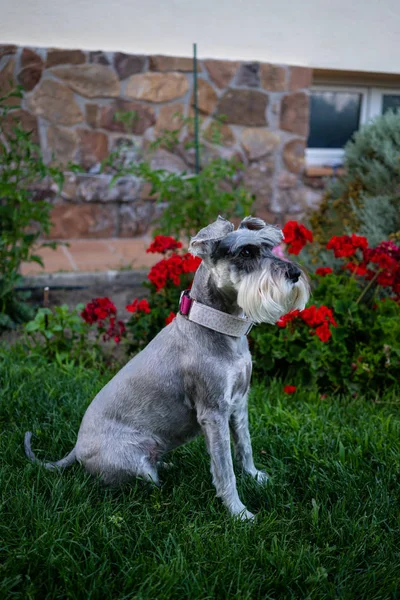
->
[1,349,400,599]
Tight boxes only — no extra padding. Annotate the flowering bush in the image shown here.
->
[251,224,400,394]
[81,297,126,343]
[124,236,201,353]
[25,226,400,395]
[282,221,313,255]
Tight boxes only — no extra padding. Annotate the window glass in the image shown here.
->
[308,92,362,149]
[382,94,400,114]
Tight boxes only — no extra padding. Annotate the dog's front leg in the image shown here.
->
[199,411,254,520]
[230,395,269,485]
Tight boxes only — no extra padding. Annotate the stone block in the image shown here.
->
[98,99,156,134]
[119,203,154,236]
[2,109,39,143]
[149,55,196,72]
[47,125,78,166]
[190,79,217,115]
[125,72,189,102]
[51,64,120,98]
[283,139,306,173]
[236,63,260,87]
[114,53,146,79]
[46,49,86,67]
[216,89,268,126]
[260,63,288,92]
[26,79,84,125]
[0,59,19,106]
[280,92,310,137]
[49,204,118,238]
[241,128,280,160]
[289,66,313,91]
[204,60,240,88]
[77,129,109,170]
[18,49,43,91]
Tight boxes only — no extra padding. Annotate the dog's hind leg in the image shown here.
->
[79,435,160,487]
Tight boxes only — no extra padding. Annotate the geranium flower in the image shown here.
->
[126,299,151,314]
[277,304,337,342]
[276,310,300,327]
[343,262,368,276]
[146,236,182,254]
[282,221,313,255]
[284,385,297,394]
[81,297,117,324]
[165,311,176,325]
[315,267,333,277]
[326,234,368,258]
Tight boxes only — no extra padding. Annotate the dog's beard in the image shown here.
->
[237,270,310,324]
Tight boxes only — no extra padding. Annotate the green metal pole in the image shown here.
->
[193,43,200,176]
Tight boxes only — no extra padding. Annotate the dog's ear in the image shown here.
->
[189,216,234,257]
[239,216,267,231]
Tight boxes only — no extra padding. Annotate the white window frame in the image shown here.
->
[306,85,369,167]
[368,87,400,119]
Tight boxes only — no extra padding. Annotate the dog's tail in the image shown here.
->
[24,431,77,470]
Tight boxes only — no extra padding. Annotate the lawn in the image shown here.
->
[1,348,400,599]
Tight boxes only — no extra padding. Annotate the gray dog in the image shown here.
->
[25,216,310,520]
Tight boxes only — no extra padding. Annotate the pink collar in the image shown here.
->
[179,290,253,337]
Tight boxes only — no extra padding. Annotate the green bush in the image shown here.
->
[0,89,63,330]
[310,110,400,249]
[250,273,400,395]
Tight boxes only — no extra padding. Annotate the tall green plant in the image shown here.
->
[0,89,63,330]
[102,112,253,241]
[310,110,400,248]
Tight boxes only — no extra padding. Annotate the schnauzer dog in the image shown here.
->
[25,216,310,520]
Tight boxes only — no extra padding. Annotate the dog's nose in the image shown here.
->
[287,264,301,283]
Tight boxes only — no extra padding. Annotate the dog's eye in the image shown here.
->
[239,246,257,259]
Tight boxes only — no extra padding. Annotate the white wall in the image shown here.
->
[2,0,400,74]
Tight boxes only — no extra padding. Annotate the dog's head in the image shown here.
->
[189,216,310,324]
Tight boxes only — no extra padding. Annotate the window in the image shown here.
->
[306,86,400,167]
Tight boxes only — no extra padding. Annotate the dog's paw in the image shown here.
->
[236,508,255,521]
[255,470,270,485]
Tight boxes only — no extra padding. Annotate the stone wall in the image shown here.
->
[0,44,313,238]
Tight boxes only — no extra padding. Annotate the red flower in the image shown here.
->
[315,322,332,342]
[146,236,182,254]
[326,234,368,258]
[104,318,126,343]
[315,267,333,277]
[277,304,337,342]
[126,298,151,314]
[284,385,297,394]
[343,262,368,276]
[299,305,319,327]
[148,253,201,291]
[165,311,176,325]
[81,297,117,324]
[182,253,202,273]
[276,310,300,327]
[283,221,313,255]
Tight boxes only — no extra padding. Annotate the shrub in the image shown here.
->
[24,300,124,370]
[0,89,63,331]
[124,236,201,353]
[310,110,400,249]
[250,225,400,395]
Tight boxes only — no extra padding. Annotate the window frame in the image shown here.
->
[368,87,400,118]
[306,84,369,167]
